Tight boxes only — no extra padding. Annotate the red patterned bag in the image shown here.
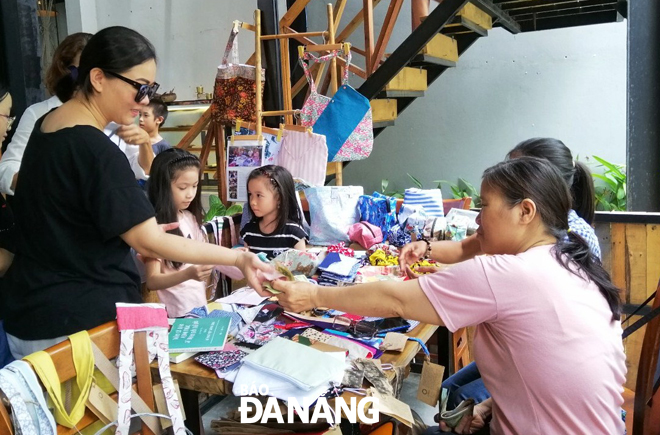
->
[211,24,265,123]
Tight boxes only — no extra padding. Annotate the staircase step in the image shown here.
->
[421,34,459,62]
[385,67,428,92]
[441,3,492,36]
[371,99,397,124]
[373,120,396,129]
[410,33,458,67]
[380,90,425,98]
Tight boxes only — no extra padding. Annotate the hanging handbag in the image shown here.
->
[211,23,265,123]
[305,185,363,245]
[299,51,373,162]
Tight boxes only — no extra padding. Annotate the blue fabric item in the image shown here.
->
[208,310,243,331]
[387,224,411,247]
[0,321,14,369]
[567,209,602,260]
[403,188,444,218]
[358,192,398,235]
[312,84,370,161]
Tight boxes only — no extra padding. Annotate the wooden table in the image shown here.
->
[152,323,438,434]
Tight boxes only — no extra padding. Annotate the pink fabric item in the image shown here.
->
[156,211,208,318]
[418,245,626,435]
[215,264,244,280]
[278,129,328,186]
[115,304,169,331]
[348,221,383,249]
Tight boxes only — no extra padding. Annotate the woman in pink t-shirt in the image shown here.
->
[273,157,626,435]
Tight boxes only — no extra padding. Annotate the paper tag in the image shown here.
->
[154,380,186,428]
[86,382,117,425]
[369,388,413,428]
[380,332,408,352]
[417,360,445,406]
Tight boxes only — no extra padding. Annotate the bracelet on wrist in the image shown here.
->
[421,238,432,258]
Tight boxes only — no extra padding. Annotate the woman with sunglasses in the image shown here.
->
[0,32,154,197]
[2,27,272,359]
[274,157,625,435]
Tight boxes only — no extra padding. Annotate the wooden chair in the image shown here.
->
[623,287,660,435]
[0,321,162,435]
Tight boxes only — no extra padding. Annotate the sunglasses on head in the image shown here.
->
[104,70,160,103]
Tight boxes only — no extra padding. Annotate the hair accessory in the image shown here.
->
[169,154,199,166]
[68,65,79,81]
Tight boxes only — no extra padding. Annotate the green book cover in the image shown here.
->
[168,317,231,353]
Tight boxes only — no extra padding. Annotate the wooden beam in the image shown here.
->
[371,0,404,74]
[279,31,293,124]
[280,0,311,27]
[363,0,375,73]
[261,31,327,40]
[176,108,212,150]
[336,0,384,42]
[285,30,367,78]
[333,0,348,32]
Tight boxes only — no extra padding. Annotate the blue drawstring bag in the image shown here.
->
[358,192,398,236]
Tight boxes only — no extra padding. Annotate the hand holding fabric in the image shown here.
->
[272,280,318,312]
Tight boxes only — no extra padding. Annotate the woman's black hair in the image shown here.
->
[76,26,156,98]
[0,81,9,103]
[147,148,203,270]
[246,165,302,233]
[482,157,621,321]
[507,138,595,225]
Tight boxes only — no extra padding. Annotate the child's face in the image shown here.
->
[171,167,199,212]
[139,107,161,135]
[248,176,279,221]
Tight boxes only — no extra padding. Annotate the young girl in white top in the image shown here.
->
[144,148,213,317]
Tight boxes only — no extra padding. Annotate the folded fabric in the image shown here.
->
[195,350,247,371]
[235,318,283,346]
[239,337,346,391]
[232,360,340,404]
[271,249,320,277]
[317,252,361,276]
[301,329,375,360]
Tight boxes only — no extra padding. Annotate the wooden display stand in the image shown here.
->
[177,6,349,204]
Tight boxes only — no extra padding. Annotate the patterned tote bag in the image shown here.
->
[299,51,373,162]
[211,24,265,123]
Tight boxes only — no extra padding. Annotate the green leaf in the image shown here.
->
[407,173,423,189]
[381,179,390,193]
[616,186,625,200]
[592,173,618,191]
[592,155,619,173]
[226,204,244,215]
